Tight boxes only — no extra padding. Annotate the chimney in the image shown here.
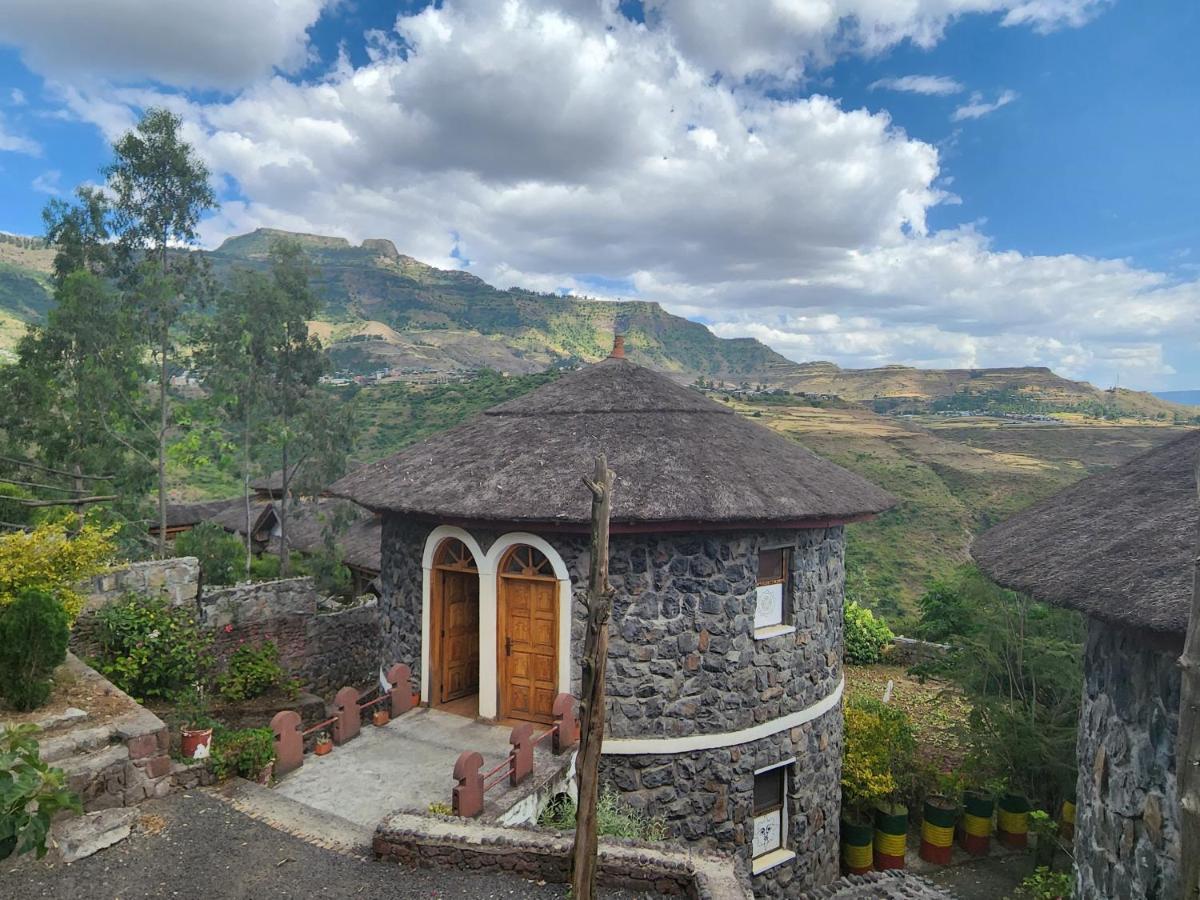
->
[609,334,626,359]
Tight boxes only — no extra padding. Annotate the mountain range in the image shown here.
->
[1,227,1196,418]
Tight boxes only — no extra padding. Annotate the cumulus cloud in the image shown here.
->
[30,169,61,195]
[0,0,329,89]
[17,0,1193,386]
[870,75,964,96]
[10,89,27,106]
[0,113,39,155]
[952,89,1018,121]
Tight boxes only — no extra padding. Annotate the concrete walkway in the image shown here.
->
[272,708,522,828]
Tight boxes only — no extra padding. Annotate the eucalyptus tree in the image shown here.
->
[104,108,217,556]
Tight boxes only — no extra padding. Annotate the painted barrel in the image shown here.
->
[919,799,958,865]
[841,818,874,875]
[997,793,1031,849]
[959,791,993,856]
[873,804,908,870]
[1060,799,1076,842]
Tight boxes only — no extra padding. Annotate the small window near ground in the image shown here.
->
[755,547,790,630]
[753,765,786,858]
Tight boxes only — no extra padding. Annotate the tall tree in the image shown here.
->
[41,186,113,287]
[105,108,216,557]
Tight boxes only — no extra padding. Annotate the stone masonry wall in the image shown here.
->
[378,517,845,896]
[1075,617,1181,900]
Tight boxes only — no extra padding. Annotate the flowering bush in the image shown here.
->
[93,593,210,701]
[844,600,895,665]
[0,521,118,624]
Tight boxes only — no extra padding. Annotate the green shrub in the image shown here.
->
[209,726,275,781]
[176,522,244,587]
[305,547,353,600]
[842,696,918,815]
[0,589,70,711]
[537,786,667,841]
[93,593,210,701]
[217,641,296,701]
[916,574,976,642]
[249,554,281,581]
[1015,866,1073,899]
[0,724,81,859]
[844,600,894,665]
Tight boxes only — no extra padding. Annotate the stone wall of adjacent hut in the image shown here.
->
[378,516,845,895]
[1074,617,1181,900]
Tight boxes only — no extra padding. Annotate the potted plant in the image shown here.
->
[313,732,333,756]
[841,699,913,873]
[919,770,963,865]
[179,683,214,761]
[372,707,389,727]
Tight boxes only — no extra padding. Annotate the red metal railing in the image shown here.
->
[270,662,419,777]
[452,692,579,818]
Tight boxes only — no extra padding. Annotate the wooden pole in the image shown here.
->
[1178,448,1200,899]
[571,454,615,900]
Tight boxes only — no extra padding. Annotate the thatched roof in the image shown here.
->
[156,498,240,530]
[328,353,894,529]
[973,429,1200,635]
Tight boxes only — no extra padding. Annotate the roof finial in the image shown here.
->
[609,334,625,359]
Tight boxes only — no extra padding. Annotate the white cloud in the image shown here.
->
[31,169,61,195]
[0,112,39,155]
[0,0,330,89]
[10,88,26,106]
[952,89,1018,121]
[870,75,964,96]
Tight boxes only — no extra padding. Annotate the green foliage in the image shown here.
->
[93,593,211,702]
[916,574,976,642]
[1014,867,1073,899]
[209,726,275,781]
[0,521,118,624]
[537,786,667,841]
[0,589,70,711]
[843,600,894,665]
[0,725,82,860]
[216,641,296,702]
[917,566,1083,809]
[306,546,353,600]
[175,522,244,587]
[249,554,282,581]
[841,696,918,814]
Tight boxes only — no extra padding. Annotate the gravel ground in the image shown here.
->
[925,852,1033,899]
[0,792,657,899]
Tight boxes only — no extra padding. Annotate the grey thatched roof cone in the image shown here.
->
[328,337,895,530]
[973,428,1200,635]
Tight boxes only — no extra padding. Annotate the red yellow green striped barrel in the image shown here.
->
[873,804,908,870]
[997,794,1031,849]
[919,799,957,865]
[959,791,993,856]
[841,818,874,875]
[1060,799,1076,841]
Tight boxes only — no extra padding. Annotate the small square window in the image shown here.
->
[755,547,790,630]
[753,766,787,858]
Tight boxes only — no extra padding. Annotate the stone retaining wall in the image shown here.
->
[373,811,752,899]
[1074,617,1182,900]
[80,557,200,613]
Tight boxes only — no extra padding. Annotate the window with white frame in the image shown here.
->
[754,546,790,631]
[753,763,788,860]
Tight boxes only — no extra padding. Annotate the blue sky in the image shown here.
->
[0,0,1197,389]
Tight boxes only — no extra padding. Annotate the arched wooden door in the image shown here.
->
[498,545,558,724]
[433,538,480,705]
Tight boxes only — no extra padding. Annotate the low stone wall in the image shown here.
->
[202,578,382,697]
[1074,617,1182,900]
[80,557,200,613]
[373,811,752,899]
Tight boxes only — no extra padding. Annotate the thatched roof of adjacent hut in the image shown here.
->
[328,352,894,529]
[973,429,1200,635]
[157,498,240,530]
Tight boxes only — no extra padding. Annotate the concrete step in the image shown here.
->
[39,723,119,764]
[216,780,375,856]
[53,807,138,863]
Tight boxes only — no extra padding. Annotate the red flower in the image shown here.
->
[224,624,234,633]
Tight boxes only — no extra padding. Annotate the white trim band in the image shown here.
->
[601,676,844,756]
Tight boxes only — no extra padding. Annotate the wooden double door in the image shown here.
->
[498,546,559,724]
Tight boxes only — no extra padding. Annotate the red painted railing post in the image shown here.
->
[271,710,304,776]
[453,750,484,817]
[332,686,361,745]
[552,693,579,754]
[509,722,534,786]
[387,663,415,717]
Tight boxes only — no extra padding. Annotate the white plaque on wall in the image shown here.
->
[753,810,782,857]
[755,583,783,629]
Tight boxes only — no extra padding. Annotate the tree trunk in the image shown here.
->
[279,433,290,577]
[1178,449,1200,899]
[243,413,252,578]
[156,326,168,558]
[571,454,615,900]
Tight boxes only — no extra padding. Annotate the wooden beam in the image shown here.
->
[0,476,83,494]
[18,495,118,508]
[0,455,113,481]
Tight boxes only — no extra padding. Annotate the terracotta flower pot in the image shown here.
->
[180,726,213,761]
[314,739,333,756]
[372,709,390,727]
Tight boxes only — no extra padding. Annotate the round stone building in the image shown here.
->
[329,339,893,895]
[974,429,1200,900]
